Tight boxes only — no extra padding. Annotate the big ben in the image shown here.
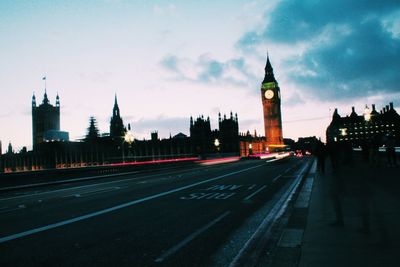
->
[261,55,283,149]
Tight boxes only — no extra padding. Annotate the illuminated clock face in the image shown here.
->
[265,89,274,99]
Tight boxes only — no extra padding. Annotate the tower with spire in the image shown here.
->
[32,88,61,149]
[260,54,284,149]
[109,94,125,138]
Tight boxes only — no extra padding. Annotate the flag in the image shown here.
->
[42,76,46,80]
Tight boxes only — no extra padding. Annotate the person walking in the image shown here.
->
[385,133,397,166]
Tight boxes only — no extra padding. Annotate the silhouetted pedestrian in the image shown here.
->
[327,141,344,226]
[341,140,353,166]
[361,140,370,162]
[385,133,397,166]
[316,141,326,174]
[370,134,381,167]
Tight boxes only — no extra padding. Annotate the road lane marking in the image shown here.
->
[180,192,236,200]
[228,160,311,267]
[205,184,243,191]
[61,187,121,198]
[0,170,141,192]
[243,185,267,202]
[0,163,246,201]
[272,174,282,183]
[0,163,264,244]
[247,184,256,190]
[0,205,26,214]
[154,211,231,263]
[0,183,126,202]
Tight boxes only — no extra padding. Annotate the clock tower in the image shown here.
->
[261,55,283,149]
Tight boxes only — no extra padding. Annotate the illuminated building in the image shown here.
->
[261,55,284,149]
[326,103,400,146]
[239,55,286,156]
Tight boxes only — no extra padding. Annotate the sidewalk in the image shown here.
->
[299,154,400,267]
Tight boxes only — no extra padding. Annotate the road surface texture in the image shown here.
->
[0,156,312,266]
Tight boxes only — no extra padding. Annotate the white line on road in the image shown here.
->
[272,174,282,183]
[0,170,141,192]
[228,161,311,267]
[61,187,121,198]
[0,205,26,214]
[155,211,231,263]
[0,181,128,202]
[0,164,264,244]
[0,164,236,202]
[243,185,267,201]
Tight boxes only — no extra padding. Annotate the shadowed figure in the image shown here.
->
[369,134,381,168]
[325,142,386,236]
[327,142,344,226]
[315,140,326,174]
[385,133,397,166]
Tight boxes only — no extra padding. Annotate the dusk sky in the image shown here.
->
[1,0,399,151]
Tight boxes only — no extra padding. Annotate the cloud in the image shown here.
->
[284,91,305,106]
[160,55,179,72]
[153,3,177,16]
[160,54,257,87]
[237,0,400,102]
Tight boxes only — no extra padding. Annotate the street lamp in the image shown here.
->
[214,138,220,152]
[124,131,134,162]
[363,105,371,142]
[363,105,371,122]
[249,143,253,155]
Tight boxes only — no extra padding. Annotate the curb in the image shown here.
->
[229,157,315,267]
[270,159,317,266]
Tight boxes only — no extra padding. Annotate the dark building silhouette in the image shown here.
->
[261,55,284,148]
[326,103,400,146]
[32,90,69,149]
[218,112,239,153]
[2,91,245,172]
[110,94,126,139]
[189,113,240,156]
[190,115,213,155]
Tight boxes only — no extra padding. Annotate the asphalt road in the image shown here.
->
[0,156,311,266]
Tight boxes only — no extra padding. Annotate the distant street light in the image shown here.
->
[364,105,371,122]
[125,131,134,144]
[124,131,134,162]
[363,105,371,143]
[214,138,220,152]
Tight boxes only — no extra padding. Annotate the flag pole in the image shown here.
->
[42,76,47,93]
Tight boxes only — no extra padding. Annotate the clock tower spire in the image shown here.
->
[261,55,284,150]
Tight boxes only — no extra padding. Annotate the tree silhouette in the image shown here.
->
[86,116,100,140]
